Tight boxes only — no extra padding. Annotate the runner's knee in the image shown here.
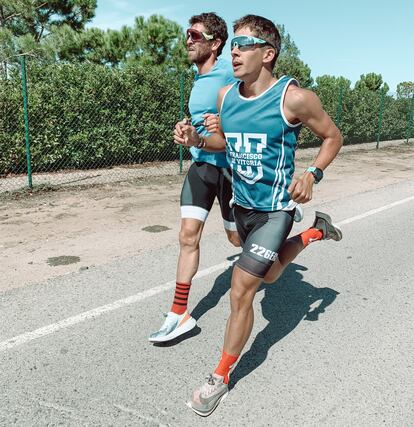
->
[179,227,201,249]
[230,283,257,313]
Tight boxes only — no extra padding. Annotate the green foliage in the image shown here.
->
[355,72,389,92]
[276,24,300,58]
[36,14,189,69]
[0,0,97,75]
[0,0,96,40]
[275,55,313,88]
[298,74,410,147]
[396,81,414,99]
[0,62,193,174]
[274,24,313,88]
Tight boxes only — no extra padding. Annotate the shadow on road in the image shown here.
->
[191,266,233,322]
[229,263,339,390]
[158,258,339,386]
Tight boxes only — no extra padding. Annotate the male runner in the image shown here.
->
[149,13,240,343]
[175,15,343,416]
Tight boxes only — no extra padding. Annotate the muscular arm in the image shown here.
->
[284,85,343,203]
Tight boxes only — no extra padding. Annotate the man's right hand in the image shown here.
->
[203,113,221,133]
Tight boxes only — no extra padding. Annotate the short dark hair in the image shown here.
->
[189,12,228,57]
[233,15,281,68]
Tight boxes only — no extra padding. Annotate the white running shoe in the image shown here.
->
[148,311,196,343]
[294,204,304,222]
[187,374,229,417]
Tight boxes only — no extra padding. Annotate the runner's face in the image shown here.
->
[186,23,214,65]
[231,27,268,80]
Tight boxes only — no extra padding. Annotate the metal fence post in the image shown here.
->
[376,89,385,149]
[406,94,414,143]
[20,55,33,189]
[179,71,185,174]
[335,84,344,129]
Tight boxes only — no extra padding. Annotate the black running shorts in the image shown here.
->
[234,205,294,278]
[180,162,236,230]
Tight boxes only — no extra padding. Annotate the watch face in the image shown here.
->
[314,168,323,182]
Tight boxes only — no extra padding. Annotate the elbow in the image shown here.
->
[338,132,344,150]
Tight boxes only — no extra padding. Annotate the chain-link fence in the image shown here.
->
[0,57,194,192]
[1,57,414,193]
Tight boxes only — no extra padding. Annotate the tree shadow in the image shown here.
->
[228,262,339,391]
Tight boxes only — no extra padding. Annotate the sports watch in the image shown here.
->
[306,166,323,184]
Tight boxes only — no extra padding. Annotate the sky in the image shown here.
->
[87,0,414,93]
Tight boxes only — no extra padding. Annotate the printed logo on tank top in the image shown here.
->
[225,132,267,184]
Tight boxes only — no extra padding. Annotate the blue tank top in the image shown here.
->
[188,57,237,167]
[220,76,302,211]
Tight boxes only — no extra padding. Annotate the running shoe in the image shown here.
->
[294,204,304,222]
[187,374,228,417]
[148,311,196,343]
[312,211,342,241]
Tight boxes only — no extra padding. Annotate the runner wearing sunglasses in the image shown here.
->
[181,15,343,416]
[149,13,240,344]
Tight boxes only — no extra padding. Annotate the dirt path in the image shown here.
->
[1,142,413,292]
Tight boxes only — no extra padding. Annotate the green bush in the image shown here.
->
[0,62,411,175]
[0,62,193,174]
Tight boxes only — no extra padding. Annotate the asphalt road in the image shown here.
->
[1,179,413,426]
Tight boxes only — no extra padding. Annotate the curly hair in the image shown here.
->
[189,12,228,57]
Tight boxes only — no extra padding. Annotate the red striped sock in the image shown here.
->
[300,228,323,247]
[170,282,191,314]
[214,351,239,384]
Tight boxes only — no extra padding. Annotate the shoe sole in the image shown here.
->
[186,391,229,417]
[315,211,342,241]
[148,316,197,343]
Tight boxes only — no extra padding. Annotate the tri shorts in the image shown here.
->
[234,205,295,278]
[180,162,236,231]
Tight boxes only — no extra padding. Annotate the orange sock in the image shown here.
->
[300,228,323,247]
[214,351,239,384]
[170,282,191,314]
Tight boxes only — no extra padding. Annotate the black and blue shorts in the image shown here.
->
[234,205,295,278]
[180,162,236,231]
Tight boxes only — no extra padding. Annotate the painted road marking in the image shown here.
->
[1,195,413,352]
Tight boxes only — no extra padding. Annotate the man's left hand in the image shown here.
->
[287,173,315,203]
[173,118,200,147]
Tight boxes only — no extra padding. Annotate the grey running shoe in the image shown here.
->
[148,311,196,343]
[312,211,342,241]
[187,374,229,417]
[294,204,304,222]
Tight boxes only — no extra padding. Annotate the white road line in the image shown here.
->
[0,259,236,352]
[336,195,414,226]
[1,195,413,352]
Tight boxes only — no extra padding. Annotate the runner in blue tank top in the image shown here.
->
[178,15,344,416]
[222,75,301,211]
[149,13,241,345]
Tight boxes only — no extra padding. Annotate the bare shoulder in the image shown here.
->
[284,85,321,116]
[218,84,234,98]
[217,84,235,112]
